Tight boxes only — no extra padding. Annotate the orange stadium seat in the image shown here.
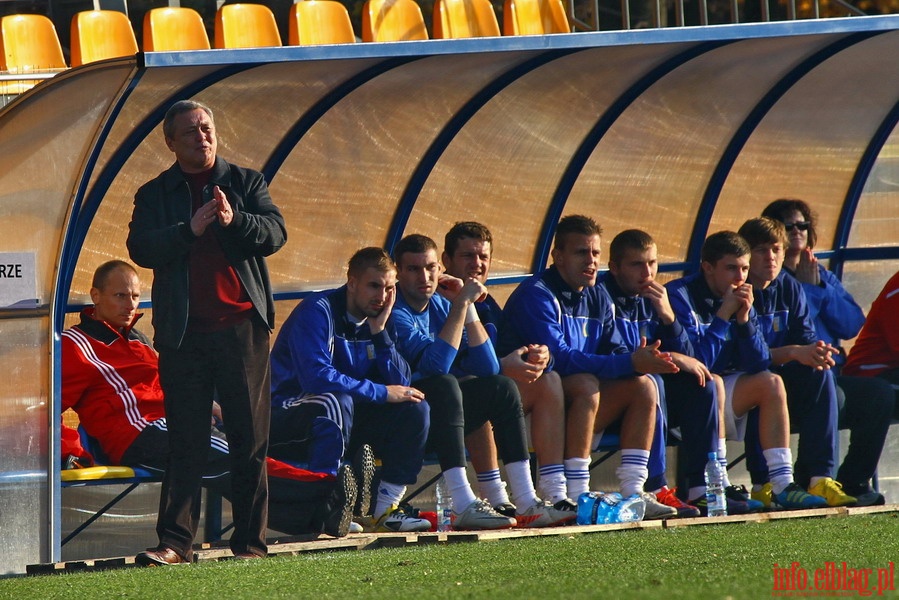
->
[0,14,67,72]
[289,1,357,45]
[0,14,67,95]
[362,0,429,42]
[143,7,211,51]
[433,0,500,39]
[70,10,139,66]
[503,0,570,35]
[214,3,282,49]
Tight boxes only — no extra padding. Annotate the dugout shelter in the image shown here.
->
[1,14,898,574]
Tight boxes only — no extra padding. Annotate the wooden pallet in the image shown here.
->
[27,504,898,576]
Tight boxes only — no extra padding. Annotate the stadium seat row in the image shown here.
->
[0,0,569,96]
[1,0,570,64]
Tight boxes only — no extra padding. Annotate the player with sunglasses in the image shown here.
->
[761,199,892,506]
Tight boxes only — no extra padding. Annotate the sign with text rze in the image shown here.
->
[0,253,37,308]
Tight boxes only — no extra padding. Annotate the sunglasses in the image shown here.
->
[783,221,810,232]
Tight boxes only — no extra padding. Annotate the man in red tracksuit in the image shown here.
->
[62,260,358,550]
[843,270,899,421]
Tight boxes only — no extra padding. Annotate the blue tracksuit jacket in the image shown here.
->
[666,271,770,375]
[475,293,503,345]
[787,265,865,350]
[392,290,500,380]
[597,273,692,355]
[498,266,634,379]
[270,285,411,408]
[753,270,818,349]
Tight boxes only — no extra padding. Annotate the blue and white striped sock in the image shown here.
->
[538,463,568,503]
[564,457,591,499]
[717,438,732,488]
[374,481,406,519]
[764,447,794,495]
[476,468,510,506]
[617,449,650,497]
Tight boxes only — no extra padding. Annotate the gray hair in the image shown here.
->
[163,100,214,140]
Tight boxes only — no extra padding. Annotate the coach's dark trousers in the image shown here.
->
[156,317,270,559]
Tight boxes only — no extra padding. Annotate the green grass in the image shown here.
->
[3,513,898,599]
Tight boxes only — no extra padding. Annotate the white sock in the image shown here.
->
[688,486,706,501]
[476,469,510,507]
[809,476,826,488]
[504,460,540,509]
[764,447,794,495]
[564,457,591,500]
[373,480,406,519]
[617,449,650,497]
[717,439,732,487]
[538,464,568,503]
[443,466,477,512]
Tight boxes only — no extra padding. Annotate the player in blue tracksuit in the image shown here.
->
[598,229,719,517]
[667,230,828,510]
[666,272,770,373]
[393,283,500,381]
[391,234,572,529]
[441,222,567,518]
[763,198,892,506]
[499,215,680,519]
[737,218,854,507]
[269,247,434,532]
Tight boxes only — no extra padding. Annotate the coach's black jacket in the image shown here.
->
[127,156,287,350]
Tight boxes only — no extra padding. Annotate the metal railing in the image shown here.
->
[0,71,66,108]
[566,0,870,31]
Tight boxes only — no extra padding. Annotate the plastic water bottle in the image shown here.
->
[577,491,645,524]
[598,493,645,523]
[597,493,619,524]
[577,491,603,524]
[435,476,452,531]
[616,493,646,523]
[704,451,727,517]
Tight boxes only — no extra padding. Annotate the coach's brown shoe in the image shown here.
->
[136,546,188,566]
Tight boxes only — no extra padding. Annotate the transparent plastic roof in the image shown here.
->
[2,17,897,311]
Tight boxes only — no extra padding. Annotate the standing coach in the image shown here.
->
[127,99,287,565]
